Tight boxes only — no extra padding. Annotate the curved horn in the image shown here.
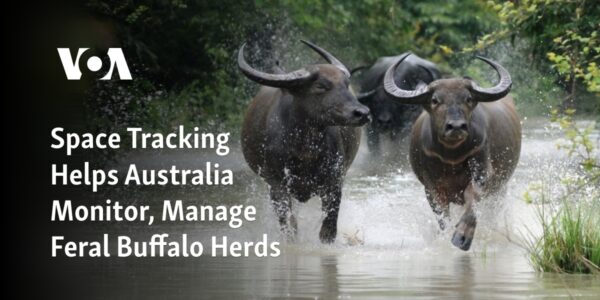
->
[356,88,377,101]
[238,43,317,88]
[300,40,350,77]
[383,53,432,104]
[352,65,373,100]
[470,56,512,102]
[418,64,438,82]
[350,65,368,76]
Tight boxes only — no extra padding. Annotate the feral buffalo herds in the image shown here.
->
[355,54,441,154]
[238,40,370,243]
[383,53,521,251]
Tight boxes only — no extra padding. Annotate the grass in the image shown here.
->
[521,113,600,274]
[525,199,600,274]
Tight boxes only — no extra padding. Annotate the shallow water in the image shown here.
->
[73,118,599,299]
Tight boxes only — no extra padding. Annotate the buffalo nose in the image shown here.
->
[353,107,370,119]
[445,120,468,131]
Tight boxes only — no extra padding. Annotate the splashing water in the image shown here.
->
[93,117,599,298]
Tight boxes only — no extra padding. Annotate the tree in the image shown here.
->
[467,0,600,109]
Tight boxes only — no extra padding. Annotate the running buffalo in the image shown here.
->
[238,40,369,243]
[383,53,521,250]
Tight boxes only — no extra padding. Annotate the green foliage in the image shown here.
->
[86,0,268,86]
[551,109,599,178]
[84,0,503,133]
[526,200,600,273]
[82,0,595,131]
[85,0,276,132]
[468,0,600,111]
[547,30,600,93]
[523,111,599,273]
[258,0,498,66]
[492,0,600,273]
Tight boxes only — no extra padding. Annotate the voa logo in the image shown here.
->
[57,48,132,80]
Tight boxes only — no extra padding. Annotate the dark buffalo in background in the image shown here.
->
[354,53,441,154]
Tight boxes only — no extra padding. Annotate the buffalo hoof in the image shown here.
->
[319,226,337,244]
[451,231,473,251]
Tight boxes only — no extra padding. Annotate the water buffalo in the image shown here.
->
[238,40,370,243]
[383,53,521,250]
[355,54,441,154]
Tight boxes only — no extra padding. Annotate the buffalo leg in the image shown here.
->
[319,186,342,243]
[270,185,297,240]
[426,189,450,230]
[451,157,489,250]
[451,182,480,251]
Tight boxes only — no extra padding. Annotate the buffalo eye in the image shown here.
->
[431,97,440,106]
[313,82,331,93]
[465,95,474,105]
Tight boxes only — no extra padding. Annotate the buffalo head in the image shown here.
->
[238,40,370,126]
[383,53,512,148]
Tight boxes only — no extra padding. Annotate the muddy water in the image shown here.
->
[81,118,599,299]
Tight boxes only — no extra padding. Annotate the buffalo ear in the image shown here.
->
[416,80,428,90]
[463,76,473,80]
